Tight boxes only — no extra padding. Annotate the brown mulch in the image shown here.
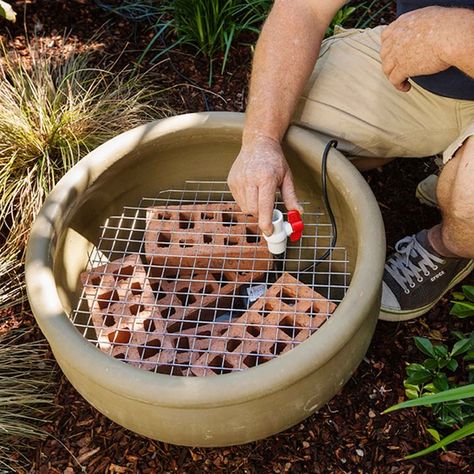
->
[2,1,473,473]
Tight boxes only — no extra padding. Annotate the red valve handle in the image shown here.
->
[287,210,304,242]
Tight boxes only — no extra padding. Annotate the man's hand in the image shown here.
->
[381,6,453,92]
[227,136,301,236]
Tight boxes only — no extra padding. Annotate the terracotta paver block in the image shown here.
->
[80,252,269,372]
[80,254,336,375]
[148,267,266,334]
[264,272,337,316]
[190,273,337,376]
[176,322,230,367]
[161,322,230,375]
[81,254,162,358]
[144,204,272,273]
[124,321,181,373]
[132,269,235,372]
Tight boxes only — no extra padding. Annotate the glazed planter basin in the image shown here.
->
[26,112,385,447]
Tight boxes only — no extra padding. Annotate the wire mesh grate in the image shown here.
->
[71,181,350,376]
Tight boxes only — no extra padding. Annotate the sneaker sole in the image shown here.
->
[379,260,474,322]
[415,185,438,208]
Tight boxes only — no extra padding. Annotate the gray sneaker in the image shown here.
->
[415,174,439,208]
[379,230,474,321]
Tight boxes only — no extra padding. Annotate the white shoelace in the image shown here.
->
[385,235,445,294]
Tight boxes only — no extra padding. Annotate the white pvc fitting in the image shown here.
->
[263,210,293,255]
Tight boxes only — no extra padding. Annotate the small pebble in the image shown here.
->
[369,409,376,418]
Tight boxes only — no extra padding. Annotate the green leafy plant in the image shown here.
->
[384,385,474,459]
[450,285,474,319]
[385,333,474,458]
[142,0,272,81]
[403,335,474,427]
[0,39,164,260]
[0,0,16,22]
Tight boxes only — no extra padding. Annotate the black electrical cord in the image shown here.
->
[302,139,339,272]
[319,139,338,261]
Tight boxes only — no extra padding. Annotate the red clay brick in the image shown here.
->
[148,267,266,334]
[190,273,336,376]
[81,254,267,368]
[81,256,336,375]
[144,204,272,273]
[129,272,335,375]
[81,254,160,359]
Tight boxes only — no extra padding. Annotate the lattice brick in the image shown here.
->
[144,203,272,272]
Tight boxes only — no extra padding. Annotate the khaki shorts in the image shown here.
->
[293,26,474,163]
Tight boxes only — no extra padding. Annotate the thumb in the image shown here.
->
[397,80,411,92]
[258,183,276,236]
[281,172,302,214]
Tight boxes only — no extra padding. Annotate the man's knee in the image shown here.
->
[437,135,474,257]
[438,135,474,218]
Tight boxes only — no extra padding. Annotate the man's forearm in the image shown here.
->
[243,0,346,145]
[442,8,474,78]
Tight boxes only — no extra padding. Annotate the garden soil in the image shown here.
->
[2,1,473,472]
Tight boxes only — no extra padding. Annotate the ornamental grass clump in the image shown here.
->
[0,253,25,311]
[0,39,163,260]
[0,327,55,470]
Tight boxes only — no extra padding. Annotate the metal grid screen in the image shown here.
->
[71,181,350,376]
